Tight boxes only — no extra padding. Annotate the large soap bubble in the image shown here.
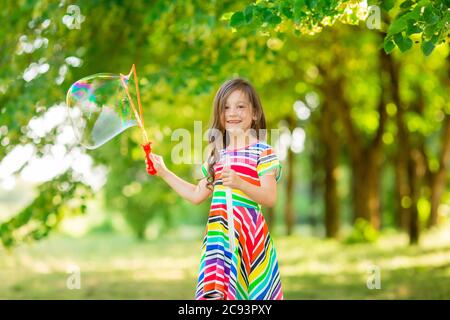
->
[66,72,137,149]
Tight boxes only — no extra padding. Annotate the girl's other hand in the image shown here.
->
[222,166,242,189]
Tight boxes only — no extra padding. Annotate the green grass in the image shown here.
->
[1,226,449,299]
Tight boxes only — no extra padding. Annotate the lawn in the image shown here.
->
[1,226,449,299]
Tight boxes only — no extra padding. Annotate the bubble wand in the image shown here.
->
[119,64,156,175]
[225,154,235,253]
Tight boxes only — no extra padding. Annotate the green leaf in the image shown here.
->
[384,39,396,54]
[389,3,422,36]
[244,5,254,23]
[305,0,318,9]
[388,16,408,35]
[398,36,413,52]
[382,0,396,11]
[393,33,404,46]
[406,20,422,35]
[422,6,438,25]
[220,12,234,21]
[423,24,437,39]
[268,14,282,26]
[425,14,439,25]
[400,0,414,9]
[393,33,413,52]
[230,11,245,28]
[421,40,435,56]
[280,4,293,19]
[293,0,306,23]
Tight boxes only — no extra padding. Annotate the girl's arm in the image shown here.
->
[222,167,277,208]
[148,154,212,205]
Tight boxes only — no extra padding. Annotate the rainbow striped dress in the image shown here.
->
[195,141,283,300]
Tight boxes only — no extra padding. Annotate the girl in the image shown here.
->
[146,78,283,300]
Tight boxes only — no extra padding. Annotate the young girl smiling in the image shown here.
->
[147,78,283,300]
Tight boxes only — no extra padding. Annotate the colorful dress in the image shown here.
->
[195,141,283,300]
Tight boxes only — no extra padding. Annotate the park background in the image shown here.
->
[0,0,449,299]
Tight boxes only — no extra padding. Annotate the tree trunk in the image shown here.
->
[320,84,340,238]
[408,150,426,245]
[385,48,426,244]
[428,108,450,226]
[322,39,386,231]
[284,115,296,236]
[309,110,324,235]
[316,30,387,231]
[309,146,321,230]
[394,149,411,230]
[324,143,339,237]
[352,152,382,229]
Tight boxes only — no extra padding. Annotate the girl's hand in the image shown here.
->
[222,166,242,189]
[147,153,168,177]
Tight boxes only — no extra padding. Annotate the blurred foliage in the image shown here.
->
[227,0,449,55]
[344,218,379,244]
[0,171,92,248]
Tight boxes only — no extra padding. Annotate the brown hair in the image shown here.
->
[205,78,266,190]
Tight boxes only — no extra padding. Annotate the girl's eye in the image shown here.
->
[224,106,230,110]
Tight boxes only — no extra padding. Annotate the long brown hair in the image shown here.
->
[205,78,266,189]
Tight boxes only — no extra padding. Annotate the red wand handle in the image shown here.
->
[142,142,157,175]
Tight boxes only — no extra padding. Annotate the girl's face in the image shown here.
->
[222,90,255,135]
